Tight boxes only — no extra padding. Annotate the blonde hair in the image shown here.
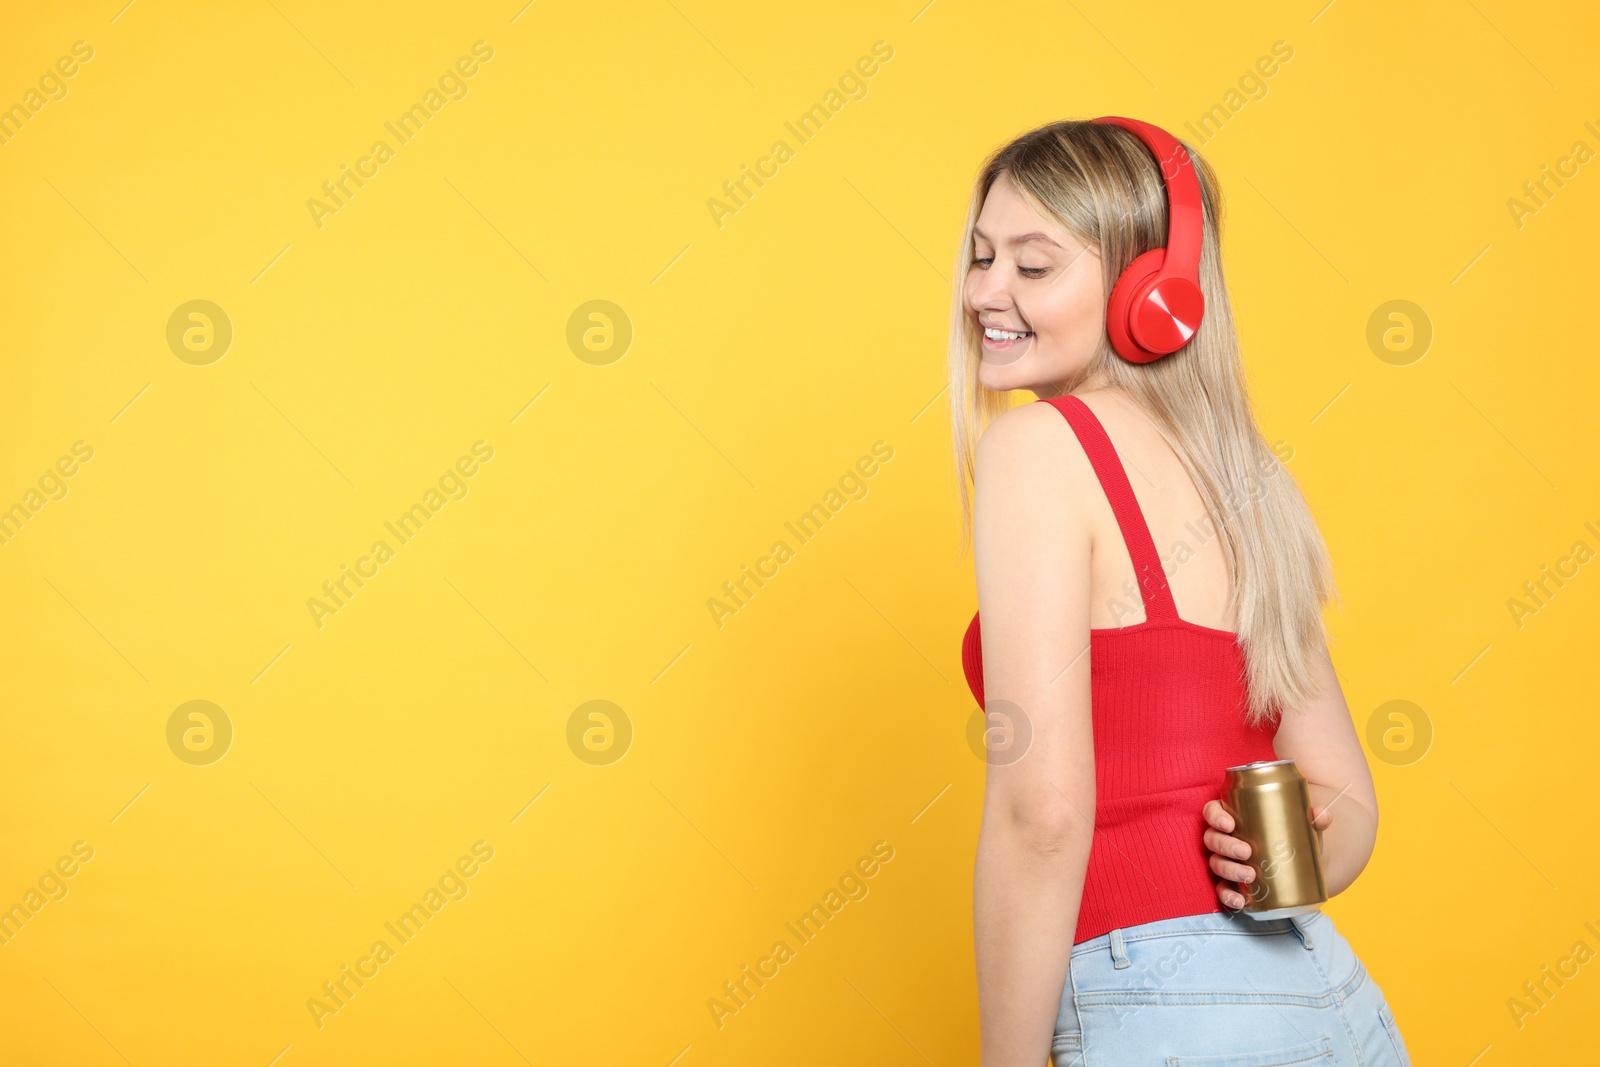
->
[948,119,1338,728]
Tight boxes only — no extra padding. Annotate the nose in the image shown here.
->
[966,259,1013,313]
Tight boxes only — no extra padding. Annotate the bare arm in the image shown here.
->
[1203,639,1379,905]
[971,405,1097,1067]
[1270,640,1378,896]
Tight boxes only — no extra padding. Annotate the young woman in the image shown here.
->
[954,118,1412,1066]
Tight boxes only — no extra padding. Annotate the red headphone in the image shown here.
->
[1091,116,1206,363]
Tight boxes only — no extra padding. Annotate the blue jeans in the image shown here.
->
[1052,909,1412,1066]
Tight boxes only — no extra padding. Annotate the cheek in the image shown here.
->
[961,272,982,308]
[1064,280,1106,338]
[1033,286,1102,344]
[1076,287,1106,333]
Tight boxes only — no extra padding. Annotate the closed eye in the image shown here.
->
[971,257,1048,278]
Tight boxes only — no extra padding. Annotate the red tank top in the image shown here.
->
[961,394,1278,944]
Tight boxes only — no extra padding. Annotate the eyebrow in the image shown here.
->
[972,227,1064,249]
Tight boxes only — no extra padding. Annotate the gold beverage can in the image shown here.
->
[1220,758,1328,919]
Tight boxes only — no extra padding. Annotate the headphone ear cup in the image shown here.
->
[1104,249,1167,363]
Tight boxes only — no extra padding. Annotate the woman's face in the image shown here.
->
[964,171,1106,396]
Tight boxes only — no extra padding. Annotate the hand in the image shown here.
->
[1202,799,1256,911]
[1204,800,1336,910]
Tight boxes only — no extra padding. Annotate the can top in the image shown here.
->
[1223,758,1304,787]
[1226,758,1295,772]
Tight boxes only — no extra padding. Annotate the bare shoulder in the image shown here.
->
[974,398,1095,491]
[971,399,1100,566]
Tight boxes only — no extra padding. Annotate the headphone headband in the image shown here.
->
[1089,116,1207,362]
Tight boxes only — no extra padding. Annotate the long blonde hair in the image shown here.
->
[949,119,1338,728]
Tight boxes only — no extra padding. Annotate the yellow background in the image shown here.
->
[2,0,1596,1063]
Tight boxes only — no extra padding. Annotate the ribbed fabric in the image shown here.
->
[962,394,1277,945]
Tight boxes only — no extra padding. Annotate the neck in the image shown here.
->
[1033,370,1113,400]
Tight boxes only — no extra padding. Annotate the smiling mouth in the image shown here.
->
[982,326,1033,351]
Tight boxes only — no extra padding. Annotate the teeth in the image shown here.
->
[985,327,1030,340]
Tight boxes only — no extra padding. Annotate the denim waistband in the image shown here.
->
[1071,909,1323,967]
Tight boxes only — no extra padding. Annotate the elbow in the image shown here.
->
[988,790,1093,859]
[1025,829,1089,861]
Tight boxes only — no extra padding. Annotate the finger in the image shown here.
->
[1216,882,1247,910]
[1203,829,1251,861]
[1203,812,1235,844]
[1205,799,1235,831]
[1208,854,1257,884]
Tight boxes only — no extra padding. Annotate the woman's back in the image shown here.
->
[1065,388,1237,634]
[962,390,1279,943]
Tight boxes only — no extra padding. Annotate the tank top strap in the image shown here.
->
[1041,394,1178,622]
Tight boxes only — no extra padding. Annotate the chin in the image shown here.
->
[977,364,1022,393]
[979,354,1067,395]
[977,352,1030,385]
